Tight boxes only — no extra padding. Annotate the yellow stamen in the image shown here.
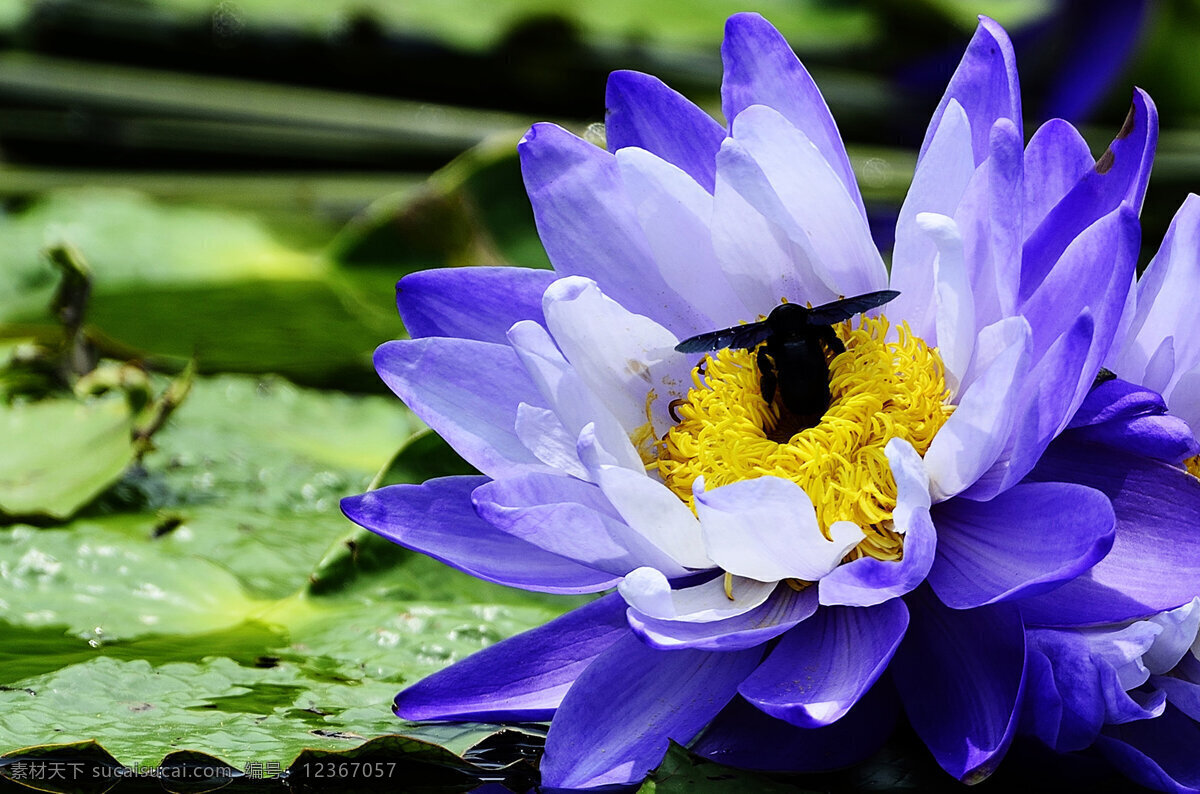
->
[1186,455,1200,480]
[655,314,951,563]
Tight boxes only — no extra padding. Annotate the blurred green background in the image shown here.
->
[3,0,1199,393]
[0,0,1197,790]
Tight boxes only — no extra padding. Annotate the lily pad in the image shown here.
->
[0,190,400,388]
[0,521,262,643]
[0,395,135,521]
[0,372,586,771]
[0,592,567,769]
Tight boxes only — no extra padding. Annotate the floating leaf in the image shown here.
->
[0,373,583,772]
[0,395,135,520]
[0,190,401,388]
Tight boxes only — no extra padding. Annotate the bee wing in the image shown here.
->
[804,290,900,325]
[674,321,772,353]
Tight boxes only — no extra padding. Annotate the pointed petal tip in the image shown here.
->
[724,10,769,33]
[339,491,366,521]
[972,15,1016,56]
[517,121,573,157]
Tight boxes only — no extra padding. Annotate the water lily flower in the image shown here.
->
[341,13,1200,790]
[1021,196,1200,793]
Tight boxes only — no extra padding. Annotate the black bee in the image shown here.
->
[674,290,900,428]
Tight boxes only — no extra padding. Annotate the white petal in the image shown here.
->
[917,212,975,396]
[1146,597,1200,675]
[712,141,838,310]
[1142,336,1176,397]
[1122,195,1200,382]
[591,463,712,570]
[890,99,975,342]
[727,105,888,297]
[695,476,864,582]
[924,316,1032,502]
[615,147,749,328]
[507,319,643,473]
[1165,366,1200,438]
[885,437,932,530]
[618,566,676,617]
[619,567,776,622]
[514,403,588,479]
[542,277,694,438]
[1088,622,1159,690]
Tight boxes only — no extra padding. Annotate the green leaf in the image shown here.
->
[0,190,401,388]
[0,521,263,643]
[369,428,479,491]
[90,375,419,598]
[0,395,135,520]
[0,373,583,770]
[330,136,551,272]
[0,593,564,768]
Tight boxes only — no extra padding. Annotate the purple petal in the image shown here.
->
[393,593,628,721]
[1068,377,1171,429]
[930,481,1114,609]
[1023,626,1156,752]
[1020,90,1157,301]
[1019,646,1071,750]
[739,599,908,728]
[341,477,617,594]
[818,439,937,607]
[1065,412,1199,465]
[1019,204,1140,393]
[1097,707,1200,793]
[627,584,818,652]
[374,338,547,479]
[395,266,555,343]
[518,122,705,336]
[891,586,1025,783]
[919,17,1021,167]
[1021,440,1200,625]
[720,12,864,218]
[539,635,761,789]
[968,118,1024,326]
[961,311,1094,500]
[815,518,931,607]
[692,682,900,773]
[472,473,688,578]
[1154,670,1200,723]
[605,70,725,193]
[1064,378,1200,464]
[1022,119,1096,235]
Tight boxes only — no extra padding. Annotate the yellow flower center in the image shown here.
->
[1186,455,1200,480]
[650,314,952,562]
